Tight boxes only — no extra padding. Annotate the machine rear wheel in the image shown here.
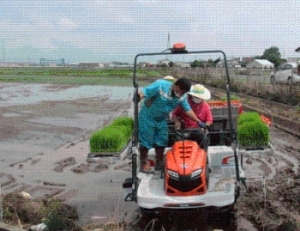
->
[208,204,238,231]
[225,205,238,231]
[138,208,157,230]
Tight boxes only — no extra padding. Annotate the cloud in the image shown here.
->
[57,18,78,31]
[0,0,300,63]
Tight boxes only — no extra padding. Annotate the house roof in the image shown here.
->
[253,59,274,66]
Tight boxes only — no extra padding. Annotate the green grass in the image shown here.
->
[0,67,162,86]
[0,75,133,86]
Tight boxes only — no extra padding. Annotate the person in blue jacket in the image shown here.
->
[136,76,204,173]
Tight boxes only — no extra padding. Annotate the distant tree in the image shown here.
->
[168,61,174,67]
[206,59,216,67]
[261,46,281,67]
[191,60,204,68]
[213,58,221,64]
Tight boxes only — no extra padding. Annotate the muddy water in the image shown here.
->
[0,83,132,107]
[0,83,137,225]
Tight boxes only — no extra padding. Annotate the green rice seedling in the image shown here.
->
[237,111,260,126]
[237,119,269,147]
[111,117,133,139]
[90,127,127,153]
[90,116,133,153]
[111,117,133,128]
[220,94,240,101]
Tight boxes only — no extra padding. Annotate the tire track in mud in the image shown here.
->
[98,95,133,127]
[242,152,277,179]
[238,126,300,230]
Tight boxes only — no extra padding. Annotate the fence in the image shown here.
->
[140,66,300,104]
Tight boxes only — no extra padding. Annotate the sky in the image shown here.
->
[1,0,300,64]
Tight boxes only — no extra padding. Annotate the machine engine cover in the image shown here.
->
[165,140,207,196]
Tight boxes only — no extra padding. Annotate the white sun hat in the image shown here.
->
[163,75,176,82]
[188,84,211,100]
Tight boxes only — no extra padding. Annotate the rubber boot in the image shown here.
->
[139,146,150,173]
[155,146,165,171]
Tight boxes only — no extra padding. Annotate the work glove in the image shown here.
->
[198,121,206,128]
[133,92,141,103]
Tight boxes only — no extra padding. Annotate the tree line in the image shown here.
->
[189,46,283,68]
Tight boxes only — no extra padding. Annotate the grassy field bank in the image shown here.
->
[0,67,162,86]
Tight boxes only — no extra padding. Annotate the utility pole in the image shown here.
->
[1,39,5,65]
[167,32,171,49]
[166,32,171,61]
[0,185,3,222]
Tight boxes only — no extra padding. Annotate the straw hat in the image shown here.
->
[188,84,211,100]
[163,75,176,82]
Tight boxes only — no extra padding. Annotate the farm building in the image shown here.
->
[78,62,100,69]
[216,58,240,68]
[174,62,191,68]
[246,59,274,69]
[157,58,171,66]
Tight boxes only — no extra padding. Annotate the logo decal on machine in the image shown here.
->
[222,156,234,165]
[181,163,189,169]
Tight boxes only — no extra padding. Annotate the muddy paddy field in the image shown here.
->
[0,83,137,228]
[0,82,300,231]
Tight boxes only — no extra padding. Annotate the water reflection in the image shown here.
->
[0,83,132,107]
